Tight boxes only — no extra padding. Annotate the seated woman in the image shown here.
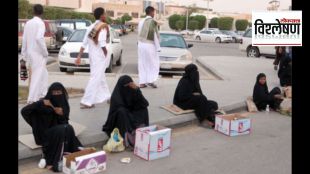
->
[21,82,82,172]
[102,75,149,147]
[173,64,218,128]
[253,73,283,111]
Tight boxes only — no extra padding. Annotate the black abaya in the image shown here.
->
[21,82,82,172]
[173,64,218,123]
[102,75,149,137]
[253,73,282,111]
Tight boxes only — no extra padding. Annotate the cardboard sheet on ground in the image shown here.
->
[18,121,86,149]
[246,96,258,112]
[161,104,194,115]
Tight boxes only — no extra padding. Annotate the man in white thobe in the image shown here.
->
[76,7,111,109]
[138,6,161,88]
[21,4,48,104]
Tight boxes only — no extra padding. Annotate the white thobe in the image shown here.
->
[80,20,111,106]
[21,16,49,103]
[138,16,161,85]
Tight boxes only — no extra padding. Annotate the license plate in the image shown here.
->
[161,64,172,69]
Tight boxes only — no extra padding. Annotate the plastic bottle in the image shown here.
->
[266,105,270,112]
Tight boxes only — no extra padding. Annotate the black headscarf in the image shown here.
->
[255,73,268,93]
[183,64,202,93]
[109,75,146,114]
[44,82,70,121]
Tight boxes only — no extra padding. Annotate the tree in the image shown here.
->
[188,20,199,30]
[210,17,219,28]
[168,14,181,30]
[192,15,206,29]
[18,0,31,19]
[121,13,132,24]
[106,16,113,24]
[218,17,234,30]
[175,20,184,31]
[235,19,248,31]
[248,22,252,27]
[113,18,122,25]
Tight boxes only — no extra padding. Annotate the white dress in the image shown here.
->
[80,20,111,106]
[21,16,49,103]
[138,16,161,85]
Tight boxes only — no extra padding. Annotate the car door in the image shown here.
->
[200,30,208,41]
[112,30,122,59]
[205,30,213,42]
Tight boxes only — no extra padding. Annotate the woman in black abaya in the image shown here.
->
[173,64,218,128]
[253,73,283,111]
[102,75,149,146]
[21,82,82,172]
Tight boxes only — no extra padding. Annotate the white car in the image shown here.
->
[239,28,275,58]
[194,29,233,43]
[58,28,123,72]
[159,31,194,73]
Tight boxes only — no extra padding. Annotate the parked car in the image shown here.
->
[159,31,194,73]
[235,30,245,36]
[58,28,123,72]
[123,25,131,33]
[220,30,242,43]
[56,19,92,30]
[56,26,74,47]
[194,29,233,43]
[239,28,275,58]
[18,19,59,50]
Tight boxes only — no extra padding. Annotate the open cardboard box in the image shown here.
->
[134,125,171,161]
[215,113,251,136]
[63,148,106,174]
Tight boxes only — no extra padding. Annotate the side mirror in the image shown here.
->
[112,38,121,43]
[188,44,193,48]
[62,36,68,42]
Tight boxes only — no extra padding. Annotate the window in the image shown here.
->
[19,22,26,32]
[244,29,252,38]
[107,10,114,17]
[132,12,138,18]
[75,22,87,29]
[60,22,74,30]
[48,22,57,33]
[68,30,86,42]
[160,34,187,48]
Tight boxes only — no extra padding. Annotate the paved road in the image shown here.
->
[19,111,291,174]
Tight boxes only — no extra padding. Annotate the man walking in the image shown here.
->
[75,7,111,109]
[138,6,161,88]
[21,4,49,104]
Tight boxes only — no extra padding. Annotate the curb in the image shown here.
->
[196,58,226,80]
[18,101,247,161]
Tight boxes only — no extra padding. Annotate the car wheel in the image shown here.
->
[215,37,221,43]
[116,51,122,66]
[60,67,67,72]
[247,47,260,58]
[105,55,113,73]
[195,36,201,41]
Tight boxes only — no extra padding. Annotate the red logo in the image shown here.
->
[157,138,163,152]
[238,122,243,132]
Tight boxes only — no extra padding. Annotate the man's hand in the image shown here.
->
[274,94,284,99]
[54,107,64,116]
[75,55,81,65]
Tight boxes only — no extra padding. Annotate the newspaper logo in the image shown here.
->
[252,11,302,46]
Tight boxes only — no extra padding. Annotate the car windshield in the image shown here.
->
[160,33,187,48]
[68,30,86,42]
[111,25,121,29]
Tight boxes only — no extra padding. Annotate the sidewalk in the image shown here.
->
[18,56,281,160]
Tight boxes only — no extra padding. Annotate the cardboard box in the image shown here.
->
[63,148,107,174]
[134,125,171,161]
[215,113,251,136]
[246,96,258,112]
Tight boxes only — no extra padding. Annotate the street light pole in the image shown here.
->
[206,0,210,29]
[186,6,189,30]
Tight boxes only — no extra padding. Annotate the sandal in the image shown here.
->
[147,83,157,88]
[80,104,95,109]
[139,84,147,88]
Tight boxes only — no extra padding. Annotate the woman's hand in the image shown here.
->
[54,107,64,116]
[43,100,54,108]
[274,94,284,99]
[126,82,138,89]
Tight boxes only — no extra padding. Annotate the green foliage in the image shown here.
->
[235,19,248,31]
[218,17,234,30]
[210,17,219,28]
[188,20,199,30]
